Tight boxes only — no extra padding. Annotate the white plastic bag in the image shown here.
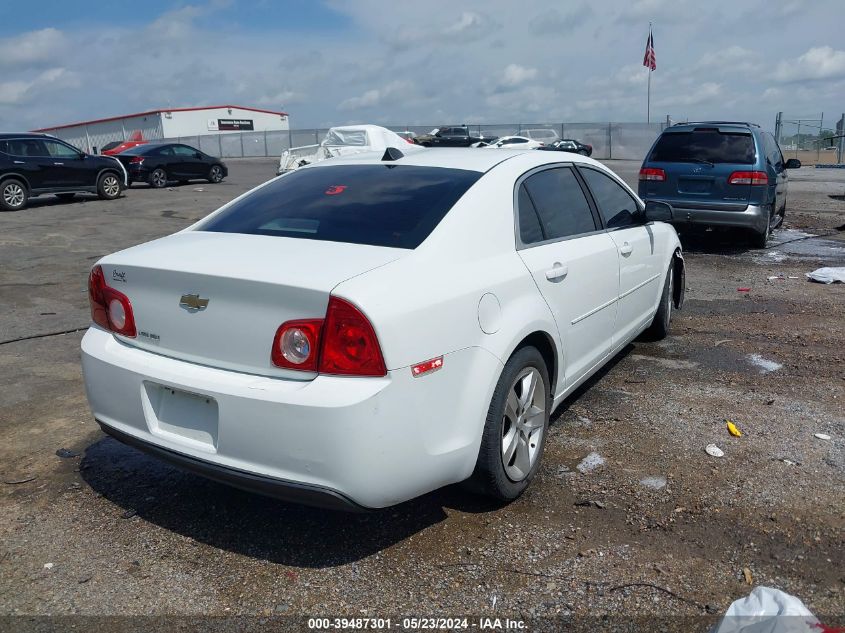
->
[806,267,845,284]
[711,587,819,633]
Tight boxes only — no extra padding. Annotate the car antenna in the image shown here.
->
[382,147,404,161]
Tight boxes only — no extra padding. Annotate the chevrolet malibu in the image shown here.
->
[81,148,685,510]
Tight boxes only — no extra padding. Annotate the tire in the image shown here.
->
[644,264,674,340]
[750,220,770,248]
[774,198,786,229]
[466,346,551,501]
[207,165,224,184]
[149,168,168,189]
[56,193,76,201]
[1,178,28,211]
[97,172,122,200]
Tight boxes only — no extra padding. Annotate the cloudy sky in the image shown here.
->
[1,0,843,132]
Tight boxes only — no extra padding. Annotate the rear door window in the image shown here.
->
[650,129,756,164]
[580,168,641,229]
[519,167,597,244]
[201,164,481,249]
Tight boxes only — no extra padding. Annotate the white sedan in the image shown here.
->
[81,148,684,510]
[482,135,545,149]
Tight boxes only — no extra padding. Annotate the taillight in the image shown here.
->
[87,265,136,337]
[271,319,323,371]
[639,167,666,182]
[270,296,387,377]
[319,297,386,377]
[728,171,768,186]
[129,156,144,165]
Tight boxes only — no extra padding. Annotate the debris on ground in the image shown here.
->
[814,433,831,441]
[705,444,725,458]
[712,586,821,633]
[640,476,667,490]
[193,188,204,192]
[737,287,752,292]
[43,563,54,570]
[806,266,845,284]
[747,354,783,374]
[743,567,753,585]
[726,420,743,437]
[121,509,137,519]
[576,451,606,473]
[3,475,37,485]
[55,448,80,458]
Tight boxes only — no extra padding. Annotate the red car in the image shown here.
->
[101,131,148,156]
[101,139,148,156]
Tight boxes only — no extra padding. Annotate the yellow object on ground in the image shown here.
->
[727,420,743,437]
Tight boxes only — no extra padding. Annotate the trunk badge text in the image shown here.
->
[179,294,209,311]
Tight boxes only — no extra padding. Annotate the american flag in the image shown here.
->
[643,28,656,71]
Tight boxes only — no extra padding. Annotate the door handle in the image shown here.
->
[545,263,568,281]
[619,242,633,256]
[13,160,24,164]
[53,162,65,166]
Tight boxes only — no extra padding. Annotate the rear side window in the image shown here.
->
[580,168,640,229]
[650,129,756,164]
[201,164,481,249]
[519,167,597,244]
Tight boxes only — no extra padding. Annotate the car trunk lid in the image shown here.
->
[97,231,404,379]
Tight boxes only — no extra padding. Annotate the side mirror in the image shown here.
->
[643,200,674,223]
[195,152,203,159]
[78,153,87,159]
[785,158,801,169]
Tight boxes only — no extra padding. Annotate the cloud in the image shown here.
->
[655,82,722,107]
[499,64,538,88]
[0,28,65,68]
[774,46,845,82]
[0,68,76,105]
[528,6,590,36]
[338,81,411,111]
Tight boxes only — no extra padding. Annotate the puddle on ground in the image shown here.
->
[754,229,845,264]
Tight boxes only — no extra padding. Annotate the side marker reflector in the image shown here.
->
[411,356,443,378]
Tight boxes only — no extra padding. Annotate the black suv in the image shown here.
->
[0,133,126,211]
[416,126,485,147]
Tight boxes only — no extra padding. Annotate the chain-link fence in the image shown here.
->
[775,111,845,165]
[159,121,670,162]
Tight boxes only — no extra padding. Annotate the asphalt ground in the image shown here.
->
[1,157,843,628]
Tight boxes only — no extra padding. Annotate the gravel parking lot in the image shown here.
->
[1,158,843,624]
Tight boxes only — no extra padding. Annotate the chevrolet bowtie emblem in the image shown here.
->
[179,294,209,311]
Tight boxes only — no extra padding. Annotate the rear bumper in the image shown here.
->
[98,422,363,511]
[81,327,500,509]
[666,203,769,234]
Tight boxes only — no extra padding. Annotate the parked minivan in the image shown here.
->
[638,122,800,247]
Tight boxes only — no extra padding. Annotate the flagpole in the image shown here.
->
[647,22,652,124]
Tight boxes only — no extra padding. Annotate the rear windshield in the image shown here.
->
[650,129,756,164]
[199,164,481,249]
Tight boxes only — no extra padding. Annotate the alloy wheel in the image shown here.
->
[103,176,120,197]
[152,170,167,188]
[210,166,223,182]
[3,183,24,208]
[501,367,546,481]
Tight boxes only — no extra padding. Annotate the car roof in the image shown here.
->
[667,121,759,133]
[0,132,52,140]
[304,147,600,173]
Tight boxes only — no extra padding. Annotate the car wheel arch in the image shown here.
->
[96,167,123,185]
[671,247,685,310]
[507,330,559,397]
[1,173,31,193]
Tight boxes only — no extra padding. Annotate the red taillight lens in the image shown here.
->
[639,167,666,181]
[87,265,136,337]
[271,319,323,371]
[728,171,768,186]
[319,297,386,377]
[129,156,144,165]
